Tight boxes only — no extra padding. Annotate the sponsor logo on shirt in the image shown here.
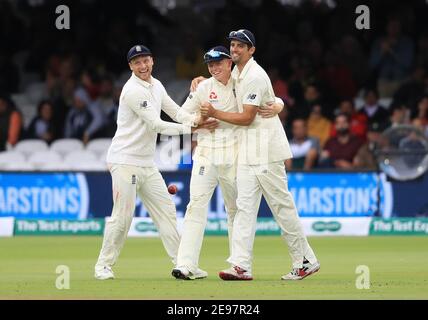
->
[132,175,136,184]
[188,94,193,99]
[139,101,148,108]
[247,93,257,100]
[209,91,217,99]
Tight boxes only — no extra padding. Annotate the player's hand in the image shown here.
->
[190,76,207,92]
[192,117,219,132]
[200,102,216,118]
[258,102,283,118]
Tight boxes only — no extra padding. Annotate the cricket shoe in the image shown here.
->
[219,266,253,281]
[94,266,115,280]
[172,267,208,280]
[281,261,320,280]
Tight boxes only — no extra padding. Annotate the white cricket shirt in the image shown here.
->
[177,76,241,148]
[232,57,293,164]
[106,73,195,167]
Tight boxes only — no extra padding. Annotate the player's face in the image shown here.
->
[129,56,154,82]
[207,59,232,83]
[230,40,255,66]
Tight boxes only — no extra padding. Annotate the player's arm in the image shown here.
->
[201,77,264,126]
[127,91,191,135]
[190,76,207,92]
[258,97,284,118]
[160,88,200,127]
[201,102,258,126]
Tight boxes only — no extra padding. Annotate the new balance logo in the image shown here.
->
[247,94,257,100]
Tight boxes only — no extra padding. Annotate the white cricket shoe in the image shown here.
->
[219,265,253,281]
[281,261,320,280]
[172,266,208,280]
[95,266,115,280]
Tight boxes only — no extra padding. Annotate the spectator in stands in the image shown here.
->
[318,49,357,101]
[354,122,388,170]
[392,66,426,113]
[286,118,319,170]
[64,88,104,144]
[369,16,414,97]
[307,104,332,147]
[0,95,23,151]
[331,99,367,140]
[320,113,364,169]
[292,83,323,120]
[388,102,411,128]
[25,100,58,144]
[81,68,101,101]
[412,95,428,137]
[339,34,369,87]
[93,75,119,137]
[358,88,390,132]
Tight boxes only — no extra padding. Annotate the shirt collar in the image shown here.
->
[132,72,153,88]
[213,76,233,88]
[232,57,255,81]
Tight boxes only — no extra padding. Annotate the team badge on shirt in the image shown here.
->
[139,101,148,108]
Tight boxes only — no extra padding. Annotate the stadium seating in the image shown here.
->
[0,151,26,169]
[2,161,36,171]
[27,150,62,169]
[13,140,49,157]
[50,139,85,157]
[86,138,112,156]
[64,150,97,165]
[68,160,108,171]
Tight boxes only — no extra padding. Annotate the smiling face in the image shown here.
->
[229,40,255,68]
[129,55,154,82]
[207,59,232,84]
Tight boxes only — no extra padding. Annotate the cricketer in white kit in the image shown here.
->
[172,46,285,280]
[201,30,320,281]
[94,45,215,280]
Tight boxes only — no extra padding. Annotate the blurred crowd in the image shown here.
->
[1,0,428,170]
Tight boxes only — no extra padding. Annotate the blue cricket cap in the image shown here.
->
[127,45,152,62]
[203,46,231,63]
[228,29,256,47]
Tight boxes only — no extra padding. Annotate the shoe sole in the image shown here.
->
[219,271,253,281]
[94,275,114,280]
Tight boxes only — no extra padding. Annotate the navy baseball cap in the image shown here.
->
[203,46,231,63]
[228,29,256,47]
[127,45,152,62]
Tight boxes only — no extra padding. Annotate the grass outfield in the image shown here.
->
[0,236,427,299]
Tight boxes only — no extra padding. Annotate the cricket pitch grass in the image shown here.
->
[1,236,427,299]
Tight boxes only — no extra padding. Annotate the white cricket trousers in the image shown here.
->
[95,164,180,270]
[176,145,238,274]
[228,161,317,272]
